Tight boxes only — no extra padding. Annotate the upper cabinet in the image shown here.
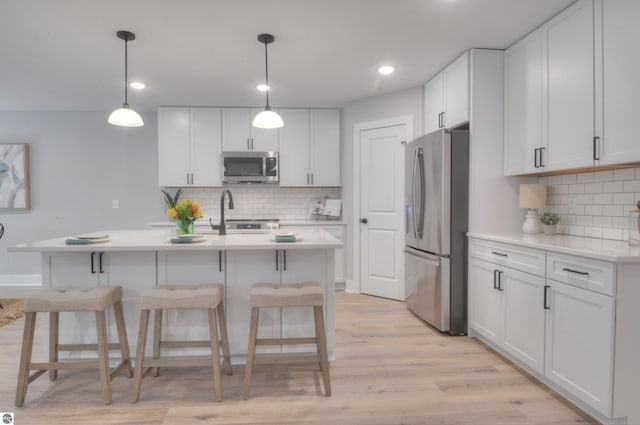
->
[423,51,469,134]
[503,30,545,175]
[504,0,640,176]
[158,107,222,187]
[545,0,595,172]
[221,108,279,152]
[279,109,341,187]
[599,0,640,165]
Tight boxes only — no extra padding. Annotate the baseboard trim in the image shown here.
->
[0,274,42,297]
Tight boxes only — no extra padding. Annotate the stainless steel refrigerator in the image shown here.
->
[404,128,469,335]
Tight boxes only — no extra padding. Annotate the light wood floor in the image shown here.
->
[0,291,596,425]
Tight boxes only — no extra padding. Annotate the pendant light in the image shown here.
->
[108,30,144,127]
[252,33,284,129]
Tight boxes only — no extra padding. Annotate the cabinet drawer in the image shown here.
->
[469,238,545,277]
[546,253,615,296]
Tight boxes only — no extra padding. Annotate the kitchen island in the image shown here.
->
[9,229,342,363]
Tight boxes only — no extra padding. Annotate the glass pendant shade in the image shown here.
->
[253,107,283,129]
[108,104,144,127]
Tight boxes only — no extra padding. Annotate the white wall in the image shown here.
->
[0,111,164,281]
[341,87,423,283]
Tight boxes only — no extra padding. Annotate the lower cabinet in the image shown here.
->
[545,280,614,415]
[468,238,616,419]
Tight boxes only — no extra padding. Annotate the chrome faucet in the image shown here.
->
[219,189,234,235]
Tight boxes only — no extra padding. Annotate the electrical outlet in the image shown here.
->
[112,200,119,209]
[568,197,577,214]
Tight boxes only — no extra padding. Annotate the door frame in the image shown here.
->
[351,115,414,294]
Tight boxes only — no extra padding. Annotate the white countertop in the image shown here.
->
[468,232,640,263]
[9,229,342,253]
[147,219,346,227]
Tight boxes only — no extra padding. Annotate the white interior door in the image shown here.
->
[359,123,408,300]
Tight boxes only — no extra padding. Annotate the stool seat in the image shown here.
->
[141,284,222,310]
[25,286,123,312]
[251,282,323,308]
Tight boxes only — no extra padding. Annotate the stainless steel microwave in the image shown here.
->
[222,151,278,183]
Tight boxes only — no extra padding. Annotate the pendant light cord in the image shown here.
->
[264,41,270,107]
[124,37,129,105]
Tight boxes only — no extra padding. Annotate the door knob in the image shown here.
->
[360,218,368,224]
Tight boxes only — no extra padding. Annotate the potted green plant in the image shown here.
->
[539,211,560,235]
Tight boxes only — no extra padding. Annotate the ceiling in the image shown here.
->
[0,0,574,112]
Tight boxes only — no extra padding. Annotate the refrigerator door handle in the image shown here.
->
[416,147,426,239]
[404,249,440,268]
[411,147,419,240]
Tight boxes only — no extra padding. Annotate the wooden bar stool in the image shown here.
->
[243,282,331,399]
[131,283,232,403]
[15,285,133,407]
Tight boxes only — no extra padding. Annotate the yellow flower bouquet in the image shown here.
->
[167,199,203,235]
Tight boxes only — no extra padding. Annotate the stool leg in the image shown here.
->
[217,302,232,376]
[314,306,331,396]
[131,309,150,403]
[15,312,36,407]
[49,312,59,380]
[242,307,260,400]
[95,309,112,404]
[152,309,162,377]
[113,301,133,378]
[208,308,223,402]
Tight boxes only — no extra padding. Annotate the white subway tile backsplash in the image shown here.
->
[584,183,603,194]
[576,215,593,226]
[568,184,585,194]
[577,172,594,183]
[614,168,636,181]
[613,217,628,229]
[623,180,640,192]
[602,205,623,217]
[567,225,585,236]
[550,184,569,195]
[562,174,577,184]
[547,175,563,185]
[575,194,594,205]
[593,216,613,227]
[584,205,603,215]
[593,193,613,204]
[584,227,603,238]
[603,181,624,193]
[602,228,623,240]
[613,193,635,205]
[594,170,614,182]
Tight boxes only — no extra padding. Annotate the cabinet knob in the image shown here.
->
[360,218,368,224]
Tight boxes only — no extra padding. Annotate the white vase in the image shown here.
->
[542,224,557,235]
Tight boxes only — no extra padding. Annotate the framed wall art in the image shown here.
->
[0,143,30,210]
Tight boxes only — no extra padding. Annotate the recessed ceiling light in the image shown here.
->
[130,81,146,90]
[257,84,270,92]
[378,65,395,75]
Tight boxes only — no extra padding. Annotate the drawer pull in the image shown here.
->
[491,251,508,257]
[562,267,589,276]
[544,285,550,310]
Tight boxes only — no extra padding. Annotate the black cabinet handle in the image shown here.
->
[275,251,279,271]
[99,252,104,274]
[534,148,539,168]
[497,271,504,291]
[283,250,287,271]
[218,251,222,272]
[90,252,96,274]
[493,270,499,290]
[491,251,508,257]
[539,147,545,167]
[593,136,600,161]
[544,285,550,309]
[562,267,589,276]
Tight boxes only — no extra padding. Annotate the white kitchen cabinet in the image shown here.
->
[599,0,640,165]
[468,256,545,374]
[503,30,545,176]
[545,0,595,172]
[221,108,279,152]
[279,109,340,187]
[423,51,469,135]
[158,107,222,187]
[545,280,614,416]
[46,252,157,358]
